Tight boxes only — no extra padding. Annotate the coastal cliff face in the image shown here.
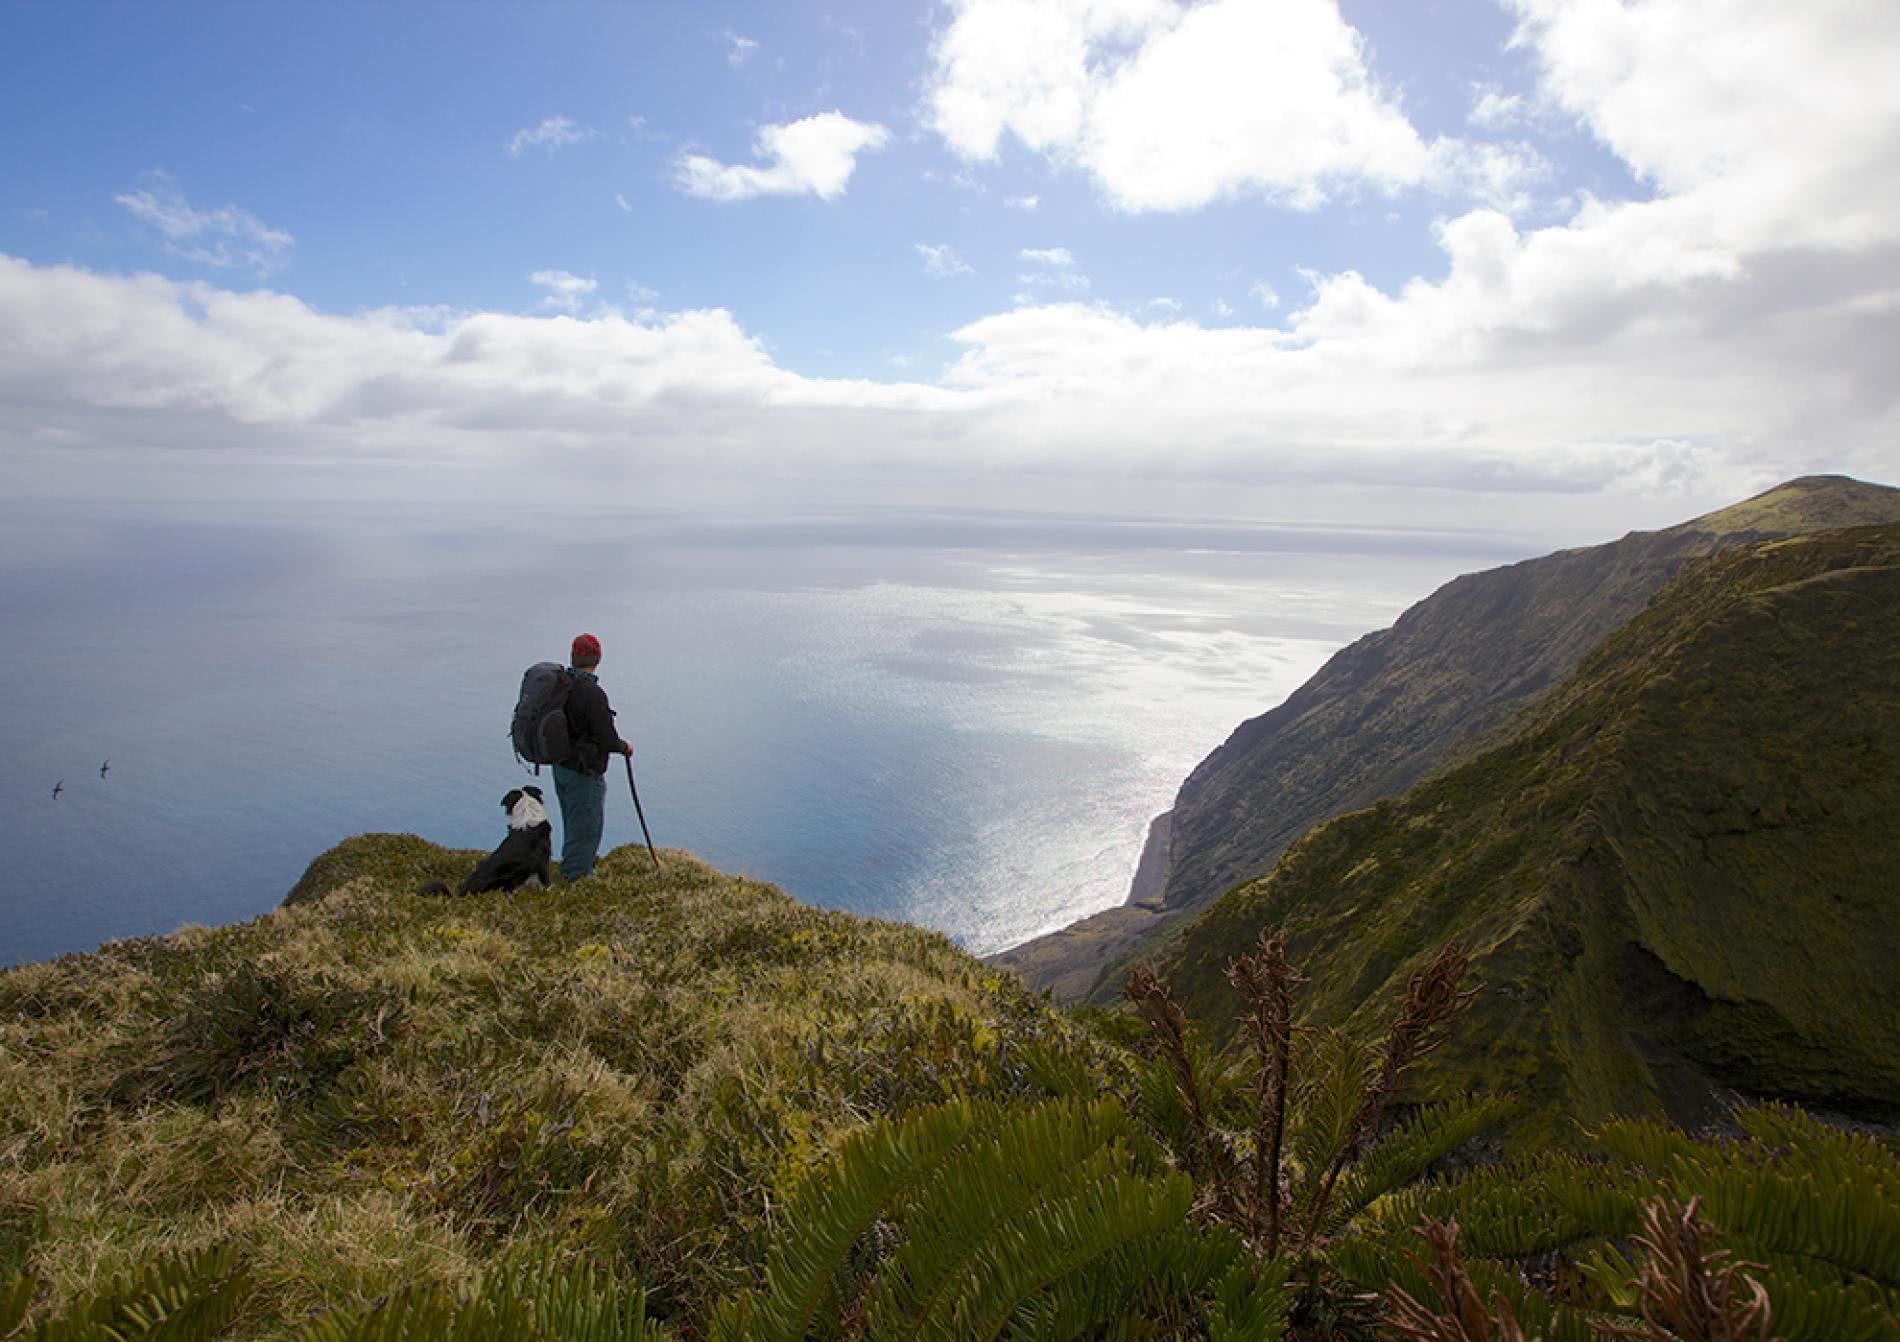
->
[994,475,1900,1003]
[1157,524,1900,1139]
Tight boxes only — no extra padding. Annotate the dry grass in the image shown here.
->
[0,834,1123,1336]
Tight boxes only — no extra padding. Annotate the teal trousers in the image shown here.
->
[551,764,607,880]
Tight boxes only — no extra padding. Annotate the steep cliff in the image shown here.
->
[996,475,1900,1003]
[1158,525,1900,1139]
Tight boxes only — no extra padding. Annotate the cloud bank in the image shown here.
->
[4,1,1895,527]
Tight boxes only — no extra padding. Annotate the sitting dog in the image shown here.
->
[418,786,552,896]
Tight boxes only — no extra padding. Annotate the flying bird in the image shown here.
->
[52,781,63,799]
[100,759,110,779]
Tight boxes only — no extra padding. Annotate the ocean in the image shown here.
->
[0,498,1530,969]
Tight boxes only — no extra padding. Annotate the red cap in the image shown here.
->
[571,633,602,666]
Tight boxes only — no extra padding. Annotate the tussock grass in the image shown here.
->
[0,834,1122,1336]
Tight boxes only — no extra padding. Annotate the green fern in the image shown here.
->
[713,1095,1290,1341]
[18,1244,249,1342]
[907,1164,1198,1340]
[293,1253,668,1342]
[1326,1095,1507,1233]
[1001,1234,1286,1342]
[862,1099,1135,1331]
[1340,1102,1900,1342]
[708,1096,990,1342]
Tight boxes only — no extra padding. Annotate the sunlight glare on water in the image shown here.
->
[0,501,1530,966]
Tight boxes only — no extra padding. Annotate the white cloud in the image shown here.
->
[916,243,974,277]
[508,116,592,157]
[627,280,660,305]
[529,270,598,312]
[11,4,1900,525]
[1505,0,1900,250]
[115,172,293,278]
[724,30,760,67]
[0,254,943,432]
[675,112,890,201]
[614,193,634,213]
[1468,87,1525,130]
[1004,195,1040,211]
[925,0,1443,211]
[916,0,1900,497]
[2,233,1893,529]
[1017,246,1089,293]
[1431,139,1550,216]
[1249,281,1280,310]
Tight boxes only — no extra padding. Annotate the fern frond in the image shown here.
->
[1327,1096,1507,1233]
[1204,1257,1293,1342]
[486,1254,670,1342]
[32,1243,249,1342]
[1572,1196,1900,1342]
[1733,1105,1900,1203]
[863,1099,1132,1332]
[293,1258,670,1342]
[1750,1267,1899,1342]
[1690,1159,1900,1291]
[910,1165,1197,1342]
[291,1285,469,1342]
[1334,1229,1599,1342]
[1286,1030,1374,1201]
[1368,1155,1628,1258]
[1536,1156,1644,1242]
[1133,1045,1252,1175]
[708,1096,989,1342]
[1589,1116,1708,1175]
[999,1224,1255,1342]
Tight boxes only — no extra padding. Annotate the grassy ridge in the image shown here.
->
[1156,525,1900,1142]
[0,838,1120,1336]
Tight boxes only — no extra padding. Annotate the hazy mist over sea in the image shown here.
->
[0,499,1537,969]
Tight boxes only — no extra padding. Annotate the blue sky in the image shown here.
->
[2,1,1895,532]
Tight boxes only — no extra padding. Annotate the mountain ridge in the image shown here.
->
[992,474,1900,1003]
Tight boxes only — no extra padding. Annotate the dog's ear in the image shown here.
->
[502,789,523,810]
[522,785,544,802]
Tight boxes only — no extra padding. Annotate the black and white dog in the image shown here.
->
[418,786,553,896]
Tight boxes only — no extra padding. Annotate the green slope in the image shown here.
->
[995,474,1900,1004]
[1156,524,1900,1142]
[0,839,1118,1335]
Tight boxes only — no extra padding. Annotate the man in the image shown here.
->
[553,632,633,881]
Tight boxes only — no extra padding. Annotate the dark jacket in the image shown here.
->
[563,669,620,775]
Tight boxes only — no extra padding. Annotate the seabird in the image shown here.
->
[100,759,110,779]
[52,781,63,799]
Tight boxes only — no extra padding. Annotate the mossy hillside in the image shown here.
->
[997,474,1900,1006]
[1156,525,1900,1142]
[0,836,1124,1337]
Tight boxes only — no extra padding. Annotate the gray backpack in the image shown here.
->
[511,663,574,768]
